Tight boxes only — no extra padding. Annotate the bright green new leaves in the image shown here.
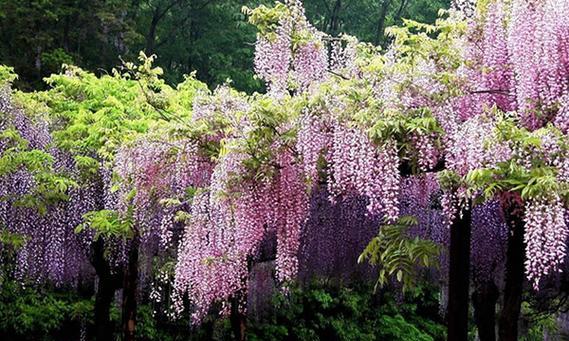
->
[36,54,207,166]
[0,65,17,87]
[243,2,289,39]
[385,13,466,98]
[0,116,76,214]
[40,66,155,163]
[0,228,27,252]
[359,216,440,294]
[14,173,76,215]
[240,95,299,180]
[466,118,569,204]
[16,54,207,236]
[0,147,53,178]
[76,209,135,241]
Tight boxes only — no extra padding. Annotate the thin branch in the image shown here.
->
[469,89,515,97]
[327,69,349,80]
[155,0,185,22]
[396,0,408,19]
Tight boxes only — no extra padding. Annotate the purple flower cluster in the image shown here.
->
[508,0,569,129]
[172,147,310,323]
[525,196,568,289]
[327,125,400,221]
[254,0,328,97]
[0,87,93,287]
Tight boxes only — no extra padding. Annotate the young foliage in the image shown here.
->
[359,216,440,293]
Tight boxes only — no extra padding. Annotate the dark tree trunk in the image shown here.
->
[375,0,392,45]
[498,194,525,341]
[145,13,159,55]
[473,281,499,341]
[396,0,408,20]
[92,238,120,341]
[95,277,116,341]
[327,0,342,36]
[145,0,183,54]
[35,46,42,77]
[447,204,472,341]
[62,16,70,52]
[122,238,139,341]
[230,294,247,341]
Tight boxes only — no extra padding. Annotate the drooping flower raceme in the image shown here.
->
[524,196,568,289]
[0,86,93,286]
[327,124,400,221]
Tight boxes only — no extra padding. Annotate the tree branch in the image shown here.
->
[469,89,515,97]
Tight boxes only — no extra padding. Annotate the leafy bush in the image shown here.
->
[0,280,90,341]
[248,281,445,341]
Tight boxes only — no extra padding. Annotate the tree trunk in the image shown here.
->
[122,238,139,341]
[447,204,472,341]
[230,295,247,341]
[498,195,525,341]
[92,238,119,341]
[95,276,116,341]
[35,46,42,78]
[328,0,342,36]
[473,281,499,341]
[375,0,392,46]
[62,16,70,52]
[396,0,408,21]
[145,9,160,54]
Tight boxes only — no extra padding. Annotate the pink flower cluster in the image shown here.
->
[327,124,400,221]
[272,152,310,282]
[253,0,328,97]
[524,196,568,289]
[114,137,214,249]
[481,1,515,112]
[508,0,569,129]
[296,112,331,184]
[172,148,309,323]
[254,20,293,97]
[445,114,510,177]
[411,132,440,172]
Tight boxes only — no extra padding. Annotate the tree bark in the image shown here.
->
[122,238,139,341]
[145,9,160,55]
[92,238,121,341]
[473,281,499,341]
[327,0,342,36]
[498,194,525,341]
[447,204,472,341]
[396,0,408,20]
[144,0,186,54]
[94,277,116,341]
[230,294,247,341]
[375,0,392,46]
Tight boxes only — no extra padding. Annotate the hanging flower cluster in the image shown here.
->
[299,186,380,281]
[507,0,569,129]
[252,0,328,97]
[0,83,93,286]
[470,200,508,284]
[171,146,309,323]
[328,125,400,220]
[457,0,569,287]
[524,196,568,289]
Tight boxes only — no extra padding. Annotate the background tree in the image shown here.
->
[304,0,450,45]
[0,0,451,91]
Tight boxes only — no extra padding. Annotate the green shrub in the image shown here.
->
[248,281,445,341]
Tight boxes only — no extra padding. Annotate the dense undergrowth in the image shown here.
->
[0,279,447,341]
